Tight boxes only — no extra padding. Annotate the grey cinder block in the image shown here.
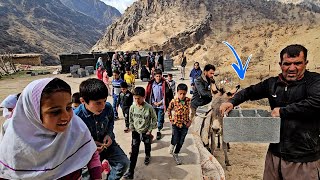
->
[223,109,280,143]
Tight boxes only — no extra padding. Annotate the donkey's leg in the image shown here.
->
[217,133,221,149]
[227,142,231,151]
[210,130,216,155]
[222,141,231,166]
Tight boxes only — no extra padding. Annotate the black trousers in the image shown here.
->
[171,124,188,154]
[128,131,152,174]
[122,106,130,128]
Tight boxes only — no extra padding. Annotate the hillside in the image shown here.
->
[0,0,104,64]
[93,0,320,84]
[60,0,121,26]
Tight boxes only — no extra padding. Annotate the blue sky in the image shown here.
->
[102,0,137,13]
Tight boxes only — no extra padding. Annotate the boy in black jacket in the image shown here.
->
[117,82,134,132]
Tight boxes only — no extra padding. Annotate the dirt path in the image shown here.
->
[0,67,269,179]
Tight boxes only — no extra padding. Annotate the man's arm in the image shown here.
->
[280,77,320,119]
[229,79,270,106]
[194,78,212,98]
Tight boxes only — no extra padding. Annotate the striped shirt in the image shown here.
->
[112,78,124,95]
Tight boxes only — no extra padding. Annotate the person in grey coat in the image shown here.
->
[190,64,216,119]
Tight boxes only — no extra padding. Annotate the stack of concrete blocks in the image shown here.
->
[70,65,81,78]
[196,107,281,143]
[223,109,281,143]
[85,66,94,76]
[77,68,86,78]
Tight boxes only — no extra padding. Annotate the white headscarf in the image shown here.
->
[0,78,97,179]
[0,94,18,119]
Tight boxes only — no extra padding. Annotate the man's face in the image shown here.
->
[82,98,106,115]
[126,71,131,75]
[167,76,172,81]
[205,69,215,79]
[155,74,162,83]
[280,52,307,82]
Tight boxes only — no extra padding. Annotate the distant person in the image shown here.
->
[180,53,187,80]
[75,78,130,180]
[0,78,101,179]
[189,62,202,94]
[111,70,124,120]
[123,87,157,179]
[0,93,20,119]
[167,83,191,165]
[124,67,135,92]
[71,92,81,110]
[116,82,133,133]
[190,64,216,119]
[158,52,164,72]
[140,65,151,81]
[103,68,112,96]
[96,57,104,70]
[220,44,320,180]
[167,74,176,96]
[146,69,174,140]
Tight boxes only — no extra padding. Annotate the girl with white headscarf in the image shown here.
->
[0,78,101,179]
[0,94,19,119]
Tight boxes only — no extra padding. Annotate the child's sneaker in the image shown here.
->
[144,156,151,165]
[156,132,161,140]
[173,153,182,165]
[123,171,134,179]
[168,144,174,154]
[101,160,111,174]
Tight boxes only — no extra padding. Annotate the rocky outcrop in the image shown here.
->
[60,0,121,26]
[0,0,120,65]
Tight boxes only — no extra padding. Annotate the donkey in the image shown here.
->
[198,76,240,167]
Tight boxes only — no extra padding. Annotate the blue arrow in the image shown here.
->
[222,41,252,80]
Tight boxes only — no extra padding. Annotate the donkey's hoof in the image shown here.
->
[225,161,231,166]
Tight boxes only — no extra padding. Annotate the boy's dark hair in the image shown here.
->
[72,92,81,104]
[113,69,120,75]
[204,64,216,71]
[41,78,71,101]
[133,87,145,97]
[280,44,308,63]
[168,73,173,77]
[120,81,128,88]
[125,67,131,71]
[79,78,108,104]
[155,69,162,75]
[177,83,188,92]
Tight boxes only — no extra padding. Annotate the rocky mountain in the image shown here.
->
[0,0,106,65]
[60,0,121,26]
[274,0,320,12]
[93,0,320,81]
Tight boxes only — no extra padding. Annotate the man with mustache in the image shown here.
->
[220,44,320,180]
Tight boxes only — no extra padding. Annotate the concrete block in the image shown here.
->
[223,109,280,143]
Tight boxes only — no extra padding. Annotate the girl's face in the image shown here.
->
[41,91,73,133]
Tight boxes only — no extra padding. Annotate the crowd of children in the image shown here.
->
[0,57,197,179]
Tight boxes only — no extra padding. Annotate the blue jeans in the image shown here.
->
[100,142,130,180]
[155,108,164,131]
[112,94,119,118]
[171,124,188,154]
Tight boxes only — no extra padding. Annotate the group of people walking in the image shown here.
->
[1,44,320,180]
